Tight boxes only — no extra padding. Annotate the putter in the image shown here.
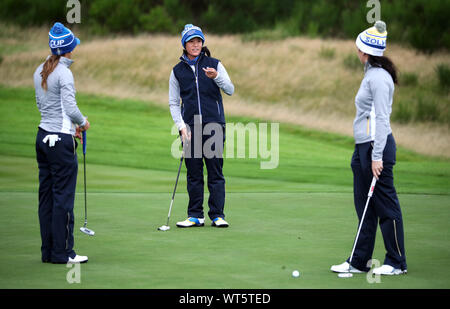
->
[158,136,186,231]
[80,131,95,236]
[339,176,377,278]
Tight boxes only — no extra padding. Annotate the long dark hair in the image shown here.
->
[368,55,398,84]
[41,55,61,90]
[183,46,211,57]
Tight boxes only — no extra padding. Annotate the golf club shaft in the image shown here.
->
[83,152,87,226]
[349,176,377,265]
[172,156,183,200]
[166,156,184,226]
[82,131,87,227]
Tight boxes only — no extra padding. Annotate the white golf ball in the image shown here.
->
[292,270,300,278]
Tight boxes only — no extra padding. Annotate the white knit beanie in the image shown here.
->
[355,21,387,56]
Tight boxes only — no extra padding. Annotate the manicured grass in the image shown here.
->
[0,170,449,289]
[0,86,449,289]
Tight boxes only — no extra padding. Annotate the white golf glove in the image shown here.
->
[42,134,61,147]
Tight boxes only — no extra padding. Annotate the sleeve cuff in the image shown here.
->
[177,122,186,131]
[213,71,220,81]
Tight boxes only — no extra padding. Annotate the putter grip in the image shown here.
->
[82,131,87,155]
[368,177,377,197]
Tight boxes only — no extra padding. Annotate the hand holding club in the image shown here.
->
[372,160,383,180]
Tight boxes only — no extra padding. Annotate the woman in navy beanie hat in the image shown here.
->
[33,22,90,264]
[169,24,235,228]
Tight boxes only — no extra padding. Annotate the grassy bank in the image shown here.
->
[1,86,449,195]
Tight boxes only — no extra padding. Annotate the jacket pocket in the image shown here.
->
[216,101,221,115]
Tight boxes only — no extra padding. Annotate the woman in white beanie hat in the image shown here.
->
[331,21,407,276]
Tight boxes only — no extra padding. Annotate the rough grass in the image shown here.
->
[0,24,449,157]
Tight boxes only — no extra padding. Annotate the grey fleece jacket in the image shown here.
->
[33,56,86,135]
[353,62,394,161]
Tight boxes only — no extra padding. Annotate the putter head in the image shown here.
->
[80,227,95,236]
[158,225,170,231]
[338,273,353,278]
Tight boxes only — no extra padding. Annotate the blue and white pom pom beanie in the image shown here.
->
[49,22,81,56]
[181,24,205,48]
[356,21,387,57]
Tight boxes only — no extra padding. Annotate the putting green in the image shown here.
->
[0,156,449,289]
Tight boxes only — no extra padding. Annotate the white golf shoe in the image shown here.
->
[68,255,88,263]
[373,264,407,275]
[211,217,229,228]
[330,261,364,273]
[176,217,205,228]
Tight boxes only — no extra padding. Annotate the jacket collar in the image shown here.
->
[364,61,372,73]
[180,51,205,64]
[364,61,383,74]
[59,56,74,68]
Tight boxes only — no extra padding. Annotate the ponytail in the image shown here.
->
[368,55,398,84]
[201,46,211,57]
[40,55,61,90]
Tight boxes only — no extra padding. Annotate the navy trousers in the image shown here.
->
[184,123,226,220]
[350,134,407,271]
[36,128,78,263]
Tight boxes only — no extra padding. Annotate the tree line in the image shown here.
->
[1,0,448,53]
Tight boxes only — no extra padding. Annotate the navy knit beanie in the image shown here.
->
[49,22,80,56]
[181,24,205,48]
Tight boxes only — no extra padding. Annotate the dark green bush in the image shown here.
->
[436,64,450,91]
[393,96,448,124]
[140,5,176,34]
[392,100,414,123]
[88,0,142,33]
[400,72,419,87]
[0,0,65,26]
[415,96,440,122]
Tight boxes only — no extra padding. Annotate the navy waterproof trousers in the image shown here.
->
[184,123,226,221]
[350,134,407,271]
[36,128,78,263]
